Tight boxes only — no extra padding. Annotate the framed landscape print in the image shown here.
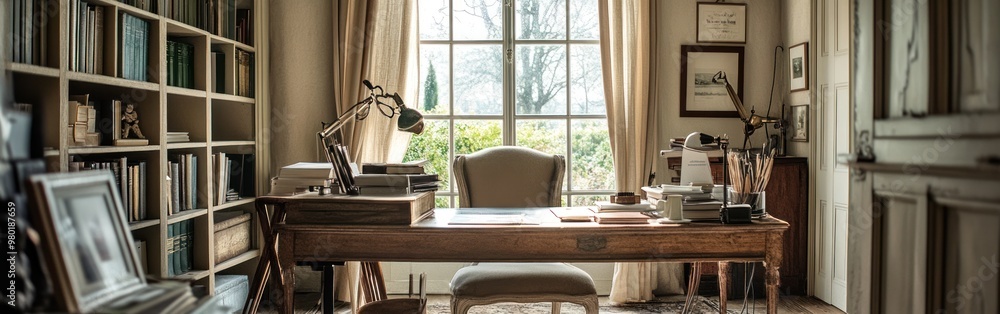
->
[697,2,747,43]
[789,42,809,92]
[680,45,744,118]
[790,104,809,142]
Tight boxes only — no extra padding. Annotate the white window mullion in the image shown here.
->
[502,0,516,146]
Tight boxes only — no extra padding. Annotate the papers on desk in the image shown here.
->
[550,207,596,222]
[448,209,541,225]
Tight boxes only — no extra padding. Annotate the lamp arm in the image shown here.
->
[318,97,373,141]
[714,71,750,122]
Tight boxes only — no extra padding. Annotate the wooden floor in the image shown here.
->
[264,293,844,314]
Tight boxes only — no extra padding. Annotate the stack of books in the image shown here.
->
[162,0,248,41]
[117,0,156,13]
[355,173,440,196]
[68,95,99,147]
[213,153,255,205]
[270,162,335,195]
[642,185,722,221]
[166,131,190,143]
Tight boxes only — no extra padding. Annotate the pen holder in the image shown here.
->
[732,190,766,218]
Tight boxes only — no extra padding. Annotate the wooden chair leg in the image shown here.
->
[551,301,561,314]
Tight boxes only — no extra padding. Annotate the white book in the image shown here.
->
[594,200,653,212]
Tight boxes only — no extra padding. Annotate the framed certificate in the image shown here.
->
[697,2,747,44]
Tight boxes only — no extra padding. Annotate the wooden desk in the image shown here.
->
[247,197,788,314]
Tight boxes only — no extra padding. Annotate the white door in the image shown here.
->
[814,0,850,310]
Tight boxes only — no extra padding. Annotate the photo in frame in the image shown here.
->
[789,104,809,142]
[27,171,199,313]
[789,42,809,92]
[697,2,747,43]
[680,45,744,118]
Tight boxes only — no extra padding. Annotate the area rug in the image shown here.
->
[424,296,736,314]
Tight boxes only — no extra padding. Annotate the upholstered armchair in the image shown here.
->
[449,146,599,314]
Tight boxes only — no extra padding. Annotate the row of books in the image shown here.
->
[234,48,254,97]
[119,12,150,81]
[357,160,438,195]
[68,157,149,222]
[213,153,255,206]
[166,220,194,277]
[9,0,49,66]
[269,162,335,195]
[167,154,199,215]
[69,0,106,74]
[163,0,249,44]
[117,0,156,13]
[167,40,195,88]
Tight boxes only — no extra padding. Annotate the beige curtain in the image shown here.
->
[332,0,419,310]
[599,0,684,303]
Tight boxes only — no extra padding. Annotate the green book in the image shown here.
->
[166,41,173,86]
[179,220,189,273]
[172,223,181,275]
[166,223,175,276]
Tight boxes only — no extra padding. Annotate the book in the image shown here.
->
[361,160,426,174]
[550,207,596,222]
[353,174,440,187]
[278,162,334,179]
[593,200,653,212]
[595,211,651,224]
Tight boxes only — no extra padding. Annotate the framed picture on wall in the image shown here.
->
[680,45,744,118]
[789,104,809,142]
[789,42,809,92]
[697,2,747,44]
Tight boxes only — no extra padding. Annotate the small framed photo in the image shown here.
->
[680,45,744,118]
[790,105,809,142]
[697,2,747,44]
[28,171,146,312]
[789,42,809,92]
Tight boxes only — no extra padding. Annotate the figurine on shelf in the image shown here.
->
[121,103,145,139]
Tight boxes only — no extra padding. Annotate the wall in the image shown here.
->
[782,0,814,296]
[269,0,338,292]
[269,0,338,176]
[654,0,785,180]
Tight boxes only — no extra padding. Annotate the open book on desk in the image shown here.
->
[448,209,541,225]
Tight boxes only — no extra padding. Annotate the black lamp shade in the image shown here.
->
[397,106,424,134]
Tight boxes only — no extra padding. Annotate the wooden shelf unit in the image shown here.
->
[8,0,269,296]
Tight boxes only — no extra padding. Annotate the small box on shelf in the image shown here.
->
[213,211,252,265]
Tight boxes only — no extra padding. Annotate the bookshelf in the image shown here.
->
[8,0,270,296]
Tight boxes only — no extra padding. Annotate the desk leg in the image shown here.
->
[245,202,285,314]
[279,231,296,314]
[718,262,730,313]
[765,231,783,314]
[323,265,335,314]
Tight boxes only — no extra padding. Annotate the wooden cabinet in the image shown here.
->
[665,155,808,296]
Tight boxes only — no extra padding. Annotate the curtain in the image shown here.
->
[598,0,684,303]
[332,0,419,310]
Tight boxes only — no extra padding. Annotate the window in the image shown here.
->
[406,0,614,207]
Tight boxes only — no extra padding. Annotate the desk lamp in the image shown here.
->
[712,71,785,149]
[318,80,425,195]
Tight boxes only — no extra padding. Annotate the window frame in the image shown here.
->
[416,0,613,207]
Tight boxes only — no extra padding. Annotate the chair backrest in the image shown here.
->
[453,146,565,208]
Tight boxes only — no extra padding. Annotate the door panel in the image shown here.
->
[886,0,930,118]
[874,193,927,313]
[954,0,1000,112]
[940,201,1000,313]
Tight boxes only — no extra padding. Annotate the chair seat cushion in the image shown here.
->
[450,263,596,298]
